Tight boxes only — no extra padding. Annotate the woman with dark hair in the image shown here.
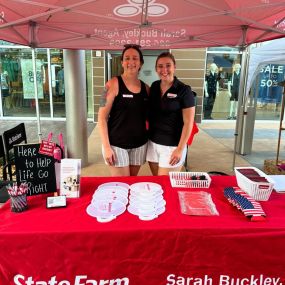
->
[147,52,195,175]
[98,45,149,176]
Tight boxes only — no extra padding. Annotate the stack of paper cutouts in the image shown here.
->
[224,186,266,221]
[127,182,166,221]
[86,182,129,223]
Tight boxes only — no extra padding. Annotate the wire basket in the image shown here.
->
[169,172,211,188]
[234,167,275,201]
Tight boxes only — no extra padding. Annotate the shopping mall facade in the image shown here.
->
[1,40,284,123]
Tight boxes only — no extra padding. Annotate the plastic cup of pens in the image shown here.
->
[7,183,28,213]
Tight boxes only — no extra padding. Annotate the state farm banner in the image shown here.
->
[21,59,44,99]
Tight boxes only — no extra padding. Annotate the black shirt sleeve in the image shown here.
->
[181,85,195,109]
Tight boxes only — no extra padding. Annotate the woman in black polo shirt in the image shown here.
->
[147,52,195,175]
[98,45,149,176]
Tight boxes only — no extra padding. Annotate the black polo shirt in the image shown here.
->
[148,77,195,146]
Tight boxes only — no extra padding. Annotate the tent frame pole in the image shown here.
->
[232,46,250,169]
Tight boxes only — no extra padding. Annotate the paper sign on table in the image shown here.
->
[60,159,81,198]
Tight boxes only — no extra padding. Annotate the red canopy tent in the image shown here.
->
[1,0,285,167]
[0,0,284,49]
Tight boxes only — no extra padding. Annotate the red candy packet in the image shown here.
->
[178,191,219,216]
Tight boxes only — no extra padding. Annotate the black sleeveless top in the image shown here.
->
[108,76,148,149]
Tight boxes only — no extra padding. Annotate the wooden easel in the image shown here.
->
[276,80,285,165]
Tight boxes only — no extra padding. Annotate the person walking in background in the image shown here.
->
[98,45,149,176]
[147,52,195,176]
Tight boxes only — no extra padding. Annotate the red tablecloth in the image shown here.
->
[0,176,285,285]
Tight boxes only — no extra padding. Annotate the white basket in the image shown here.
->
[234,167,275,201]
[169,172,211,188]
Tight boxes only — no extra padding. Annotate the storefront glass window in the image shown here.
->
[1,45,92,119]
[0,47,39,117]
[205,45,283,121]
[203,51,242,120]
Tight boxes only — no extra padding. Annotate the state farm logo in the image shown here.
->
[13,274,130,285]
[114,0,168,17]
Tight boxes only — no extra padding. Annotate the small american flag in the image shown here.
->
[224,187,266,221]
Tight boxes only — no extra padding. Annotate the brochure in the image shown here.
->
[60,159,81,198]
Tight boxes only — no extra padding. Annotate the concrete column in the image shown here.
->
[63,49,88,166]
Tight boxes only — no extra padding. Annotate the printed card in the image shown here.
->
[60,159,81,198]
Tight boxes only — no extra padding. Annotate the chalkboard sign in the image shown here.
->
[14,143,56,196]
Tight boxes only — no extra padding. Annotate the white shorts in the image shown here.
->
[102,143,147,167]
[146,140,187,168]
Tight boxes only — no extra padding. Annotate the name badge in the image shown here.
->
[167,93,177,98]
[123,94,133,98]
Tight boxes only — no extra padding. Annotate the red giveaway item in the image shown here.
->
[187,122,199,146]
